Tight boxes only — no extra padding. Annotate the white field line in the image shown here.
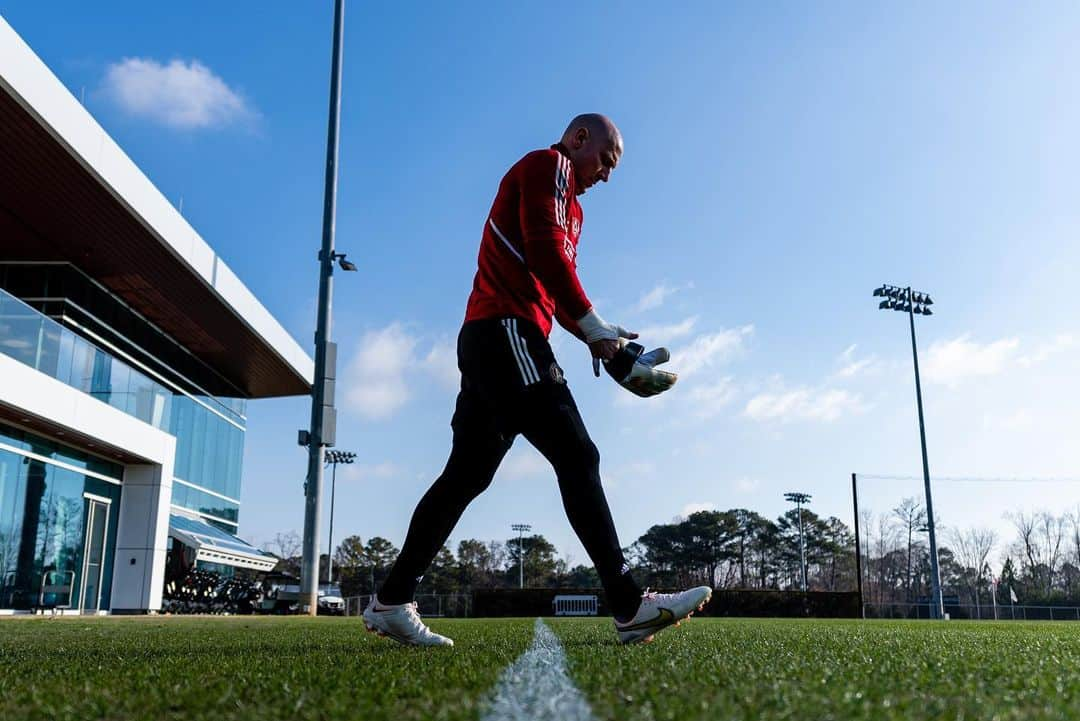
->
[481,618,595,721]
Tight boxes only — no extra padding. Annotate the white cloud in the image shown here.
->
[686,377,737,418]
[602,460,657,490]
[673,325,753,378]
[500,447,551,480]
[101,57,256,130]
[343,324,417,419]
[982,409,1035,431]
[637,316,698,345]
[734,478,760,493]
[923,334,1020,387]
[341,324,463,420]
[680,501,716,517]
[633,282,692,312]
[744,386,867,423]
[340,461,400,482]
[833,344,879,379]
[419,338,460,391]
[1018,334,1077,367]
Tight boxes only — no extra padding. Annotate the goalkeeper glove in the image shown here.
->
[603,340,678,397]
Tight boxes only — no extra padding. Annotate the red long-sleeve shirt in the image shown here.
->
[464,144,590,338]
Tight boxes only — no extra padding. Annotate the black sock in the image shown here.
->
[606,570,642,621]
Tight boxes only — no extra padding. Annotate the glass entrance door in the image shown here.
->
[80,497,109,613]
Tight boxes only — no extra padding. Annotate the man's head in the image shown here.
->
[560,113,623,195]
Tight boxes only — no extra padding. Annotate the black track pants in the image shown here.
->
[378,317,641,619]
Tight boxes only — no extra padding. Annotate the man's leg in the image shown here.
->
[378,388,513,605]
[518,385,642,621]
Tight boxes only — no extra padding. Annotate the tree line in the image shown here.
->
[262,500,1080,607]
[862,502,1080,608]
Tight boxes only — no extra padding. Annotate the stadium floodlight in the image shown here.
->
[871,284,945,620]
[324,450,356,585]
[299,0,348,616]
[512,523,532,589]
[333,253,358,272]
[784,492,812,592]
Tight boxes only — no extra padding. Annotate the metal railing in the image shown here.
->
[0,287,173,429]
[865,601,1080,621]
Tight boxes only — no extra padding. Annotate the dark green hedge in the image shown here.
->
[472,588,609,617]
[471,588,861,618]
[706,590,860,618]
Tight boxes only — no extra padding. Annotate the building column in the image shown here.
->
[110,461,174,613]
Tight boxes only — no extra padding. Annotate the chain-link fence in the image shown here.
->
[344,594,472,618]
[865,601,1080,620]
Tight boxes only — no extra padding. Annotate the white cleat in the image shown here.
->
[614,586,713,645]
[362,596,454,647]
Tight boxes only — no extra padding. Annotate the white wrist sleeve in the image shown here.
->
[577,308,631,343]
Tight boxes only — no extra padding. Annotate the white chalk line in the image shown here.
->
[480,617,596,721]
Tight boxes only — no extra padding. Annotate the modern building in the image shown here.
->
[0,18,313,613]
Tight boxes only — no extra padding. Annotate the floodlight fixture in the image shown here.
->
[512,523,532,589]
[333,253,358,272]
[869,283,944,619]
[784,492,812,592]
[325,450,357,465]
[873,287,884,297]
[323,448,356,585]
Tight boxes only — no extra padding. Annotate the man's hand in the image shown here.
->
[602,340,678,397]
[577,308,637,374]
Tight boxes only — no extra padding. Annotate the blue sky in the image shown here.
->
[8,2,1080,567]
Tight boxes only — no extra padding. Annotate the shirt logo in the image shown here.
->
[563,238,576,263]
[571,217,580,238]
[550,362,566,384]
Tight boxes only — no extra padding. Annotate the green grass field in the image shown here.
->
[1,616,1078,720]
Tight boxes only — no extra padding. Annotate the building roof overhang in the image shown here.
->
[0,19,313,398]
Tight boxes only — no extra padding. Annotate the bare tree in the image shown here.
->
[1038,511,1066,595]
[1007,511,1041,582]
[873,513,898,605]
[949,527,997,616]
[265,531,302,562]
[893,497,926,602]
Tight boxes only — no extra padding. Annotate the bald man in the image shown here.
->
[363,115,711,646]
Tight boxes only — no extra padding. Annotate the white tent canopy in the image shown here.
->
[169,513,277,572]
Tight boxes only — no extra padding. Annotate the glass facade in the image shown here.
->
[0,287,173,430]
[171,483,239,527]
[0,285,246,528]
[170,396,244,503]
[0,423,122,611]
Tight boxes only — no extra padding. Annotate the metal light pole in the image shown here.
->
[512,523,531,589]
[299,0,357,616]
[784,492,811,592]
[873,284,944,620]
[324,450,355,585]
[851,473,865,617]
